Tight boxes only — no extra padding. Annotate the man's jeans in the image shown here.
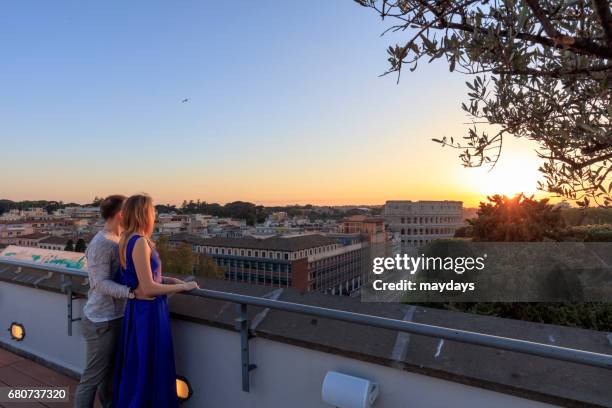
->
[74,316,122,408]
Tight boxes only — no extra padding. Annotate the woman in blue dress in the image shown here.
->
[113,194,198,408]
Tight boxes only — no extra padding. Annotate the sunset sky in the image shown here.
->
[0,1,545,207]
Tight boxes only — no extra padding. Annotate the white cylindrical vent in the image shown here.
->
[321,371,379,408]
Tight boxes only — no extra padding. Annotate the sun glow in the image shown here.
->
[467,161,542,199]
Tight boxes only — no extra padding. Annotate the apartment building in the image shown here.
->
[16,233,49,247]
[59,206,101,218]
[171,234,366,295]
[29,219,75,235]
[0,223,35,244]
[38,236,73,251]
[339,215,387,243]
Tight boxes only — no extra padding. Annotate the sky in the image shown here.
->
[0,1,545,207]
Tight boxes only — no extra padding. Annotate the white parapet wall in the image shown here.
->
[0,280,559,408]
[0,281,87,373]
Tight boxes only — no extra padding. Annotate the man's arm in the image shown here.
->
[88,261,131,299]
[86,241,130,299]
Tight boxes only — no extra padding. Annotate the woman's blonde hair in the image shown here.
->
[119,193,155,268]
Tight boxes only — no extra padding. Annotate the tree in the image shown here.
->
[44,201,63,215]
[454,225,473,238]
[156,236,196,275]
[75,239,87,253]
[155,203,178,214]
[156,235,224,278]
[173,243,196,275]
[469,194,565,241]
[65,240,74,252]
[194,253,224,278]
[156,235,171,264]
[90,196,104,206]
[357,0,612,206]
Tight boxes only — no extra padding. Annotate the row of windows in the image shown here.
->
[398,216,461,224]
[201,244,337,260]
[401,239,432,246]
[39,245,63,250]
[203,246,289,259]
[400,227,455,235]
[215,258,292,273]
[308,251,363,292]
[388,203,461,211]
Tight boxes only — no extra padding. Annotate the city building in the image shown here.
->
[22,207,46,218]
[38,236,73,251]
[0,222,34,244]
[29,219,75,235]
[252,225,304,237]
[171,234,366,295]
[269,211,288,222]
[0,209,25,221]
[339,215,387,243]
[16,233,49,247]
[384,200,463,247]
[60,206,101,218]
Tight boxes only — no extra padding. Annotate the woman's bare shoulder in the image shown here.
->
[132,235,149,249]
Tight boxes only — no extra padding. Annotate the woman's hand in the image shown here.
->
[180,281,199,292]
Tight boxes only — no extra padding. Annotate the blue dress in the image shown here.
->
[113,235,178,408]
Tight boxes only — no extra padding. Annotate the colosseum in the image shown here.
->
[383,200,464,247]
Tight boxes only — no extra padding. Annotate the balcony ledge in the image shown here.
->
[1,262,611,407]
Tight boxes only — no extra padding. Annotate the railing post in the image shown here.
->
[66,284,73,336]
[65,282,81,336]
[234,303,257,392]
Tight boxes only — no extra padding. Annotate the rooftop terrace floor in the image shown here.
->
[0,347,98,408]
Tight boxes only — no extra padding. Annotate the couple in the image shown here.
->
[74,194,199,408]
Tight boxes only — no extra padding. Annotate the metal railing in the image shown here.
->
[1,258,612,393]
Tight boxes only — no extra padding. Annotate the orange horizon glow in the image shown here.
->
[2,118,548,209]
[2,144,550,209]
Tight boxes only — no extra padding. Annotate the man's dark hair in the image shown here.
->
[100,195,127,220]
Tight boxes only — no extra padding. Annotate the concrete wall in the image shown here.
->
[172,319,556,408]
[0,281,86,373]
[0,281,557,408]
